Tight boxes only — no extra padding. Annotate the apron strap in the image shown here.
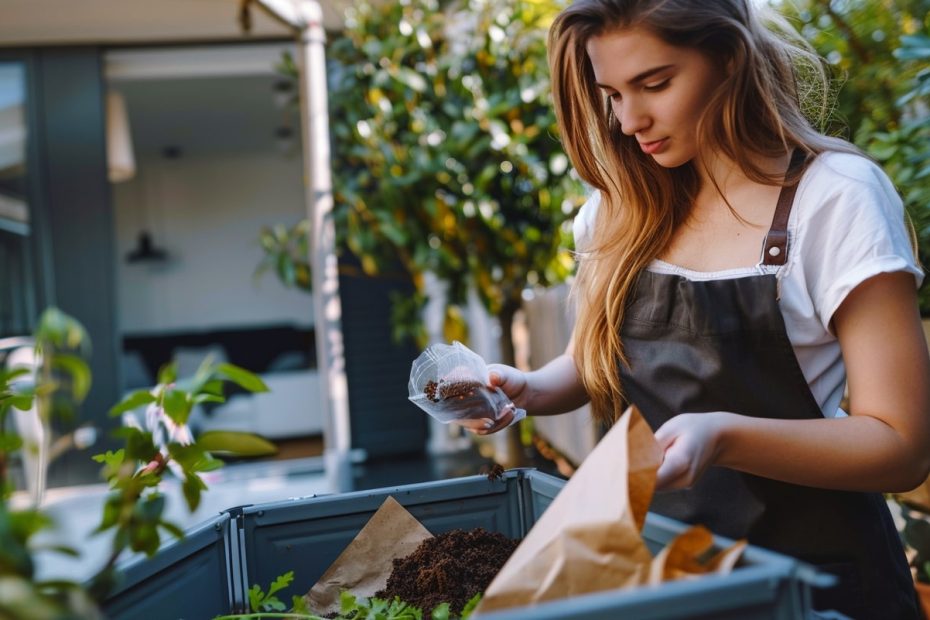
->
[762,149,807,266]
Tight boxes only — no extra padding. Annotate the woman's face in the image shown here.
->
[586,27,725,168]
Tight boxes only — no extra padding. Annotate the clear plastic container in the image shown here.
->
[407,341,526,426]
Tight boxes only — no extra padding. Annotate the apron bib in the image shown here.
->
[619,152,920,619]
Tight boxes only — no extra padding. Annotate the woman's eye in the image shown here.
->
[608,92,621,102]
[644,79,670,92]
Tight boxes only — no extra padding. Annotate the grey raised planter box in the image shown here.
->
[102,469,824,619]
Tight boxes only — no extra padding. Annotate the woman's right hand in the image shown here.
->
[487,363,529,406]
[455,363,527,435]
[485,363,529,435]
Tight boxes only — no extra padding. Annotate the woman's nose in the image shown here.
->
[616,99,650,136]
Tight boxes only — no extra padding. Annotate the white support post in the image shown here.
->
[256,0,353,492]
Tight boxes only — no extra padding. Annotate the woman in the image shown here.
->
[478,1,930,617]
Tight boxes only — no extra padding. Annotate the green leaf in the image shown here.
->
[35,307,90,351]
[117,428,158,463]
[109,390,157,416]
[32,544,80,558]
[196,431,278,457]
[248,584,266,611]
[260,596,286,612]
[197,455,225,472]
[193,394,225,405]
[129,522,161,555]
[182,474,207,512]
[431,603,450,620]
[169,441,223,474]
[113,525,130,553]
[201,379,225,396]
[51,353,92,401]
[158,361,178,386]
[162,389,193,425]
[215,364,269,393]
[9,508,54,539]
[97,448,125,465]
[134,493,166,523]
[369,597,389,614]
[1,367,30,383]
[0,432,23,452]
[340,590,359,613]
[460,593,482,618]
[277,252,297,287]
[159,519,185,541]
[291,594,311,614]
[95,496,121,532]
[266,570,294,598]
[8,394,34,411]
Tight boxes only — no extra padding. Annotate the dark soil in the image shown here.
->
[375,528,519,616]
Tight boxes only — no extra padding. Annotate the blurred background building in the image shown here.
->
[0,0,598,495]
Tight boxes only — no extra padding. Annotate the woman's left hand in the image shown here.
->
[654,412,732,491]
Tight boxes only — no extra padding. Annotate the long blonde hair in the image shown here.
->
[548,0,857,424]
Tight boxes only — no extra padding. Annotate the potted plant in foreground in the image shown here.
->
[0,307,276,619]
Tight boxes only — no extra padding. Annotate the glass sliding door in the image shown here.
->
[0,62,35,338]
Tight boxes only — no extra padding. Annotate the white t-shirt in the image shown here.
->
[573,151,924,418]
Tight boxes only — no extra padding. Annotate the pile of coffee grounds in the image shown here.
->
[439,379,482,401]
[425,379,440,402]
[375,528,519,616]
[424,378,484,403]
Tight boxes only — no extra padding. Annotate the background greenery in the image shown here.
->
[777,0,930,312]
[263,0,930,349]
[265,0,583,364]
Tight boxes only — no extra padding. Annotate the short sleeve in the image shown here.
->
[573,190,601,252]
[794,153,924,332]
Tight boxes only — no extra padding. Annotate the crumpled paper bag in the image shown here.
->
[305,496,432,616]
[648,525,747,584]
[475,405,746,614]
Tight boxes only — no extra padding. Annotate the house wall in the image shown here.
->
[112,151,313,334]
[112,150,324,438]
[524,284,599,466]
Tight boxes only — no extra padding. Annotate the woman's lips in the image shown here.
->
[639,138,668,154]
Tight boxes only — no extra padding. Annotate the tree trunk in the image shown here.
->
[496,297,527,468]
[497,297,520,367]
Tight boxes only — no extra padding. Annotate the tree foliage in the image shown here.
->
[269,0,584,359]
[778,0,930,311]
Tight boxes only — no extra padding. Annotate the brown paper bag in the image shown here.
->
[647,525,747,584]
[476,405,746,615]
[305,496,433,616]
[475,405,661,613]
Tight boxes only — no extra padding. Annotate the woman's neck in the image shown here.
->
[694,150,791,204]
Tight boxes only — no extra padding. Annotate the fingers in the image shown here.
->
[487,364,508,388]
[458,404,516,435]
[653,415,684,451]
[456,418,494,432]
[655,444,690,491]
[654,413,717,491]
[654,415,693,490]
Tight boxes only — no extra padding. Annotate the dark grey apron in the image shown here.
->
[619,152,921,619]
